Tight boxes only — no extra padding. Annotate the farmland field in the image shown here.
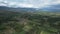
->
[0,11,60,34]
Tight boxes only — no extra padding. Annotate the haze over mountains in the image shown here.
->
[41,4,60,12]
[0,5,60,12]
[0,6,37,12]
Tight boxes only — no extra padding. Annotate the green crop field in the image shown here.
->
[0,11,60,34]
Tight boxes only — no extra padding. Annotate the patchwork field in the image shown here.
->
[0,11,60,34]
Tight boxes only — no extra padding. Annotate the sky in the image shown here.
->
[0,0,60,8]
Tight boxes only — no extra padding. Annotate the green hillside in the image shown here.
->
[0,11,60,34]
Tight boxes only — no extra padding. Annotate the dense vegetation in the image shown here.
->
[0,11,60,34]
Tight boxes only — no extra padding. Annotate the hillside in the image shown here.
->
[0,6,36,12]
[0,11,60,34]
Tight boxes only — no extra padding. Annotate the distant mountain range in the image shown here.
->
[0,6,36,12]
[40,4,60,12]
[0,4,60,12]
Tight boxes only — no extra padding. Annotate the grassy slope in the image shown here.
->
[0,11,60,34]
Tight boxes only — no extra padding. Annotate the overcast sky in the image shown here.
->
[0,0,60,8]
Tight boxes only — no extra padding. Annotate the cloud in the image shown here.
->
[52,0,60,4]
[0,0,60,8]
[0,3,7,6]
[8,2,17,7]
[18,3,34,8]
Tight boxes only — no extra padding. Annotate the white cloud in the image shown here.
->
[0,0,3,1]
[0,3,7,6]
[0,0,60,8]
[51,0,60,5]
[18,3,34,8]
[8,2,17,6]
